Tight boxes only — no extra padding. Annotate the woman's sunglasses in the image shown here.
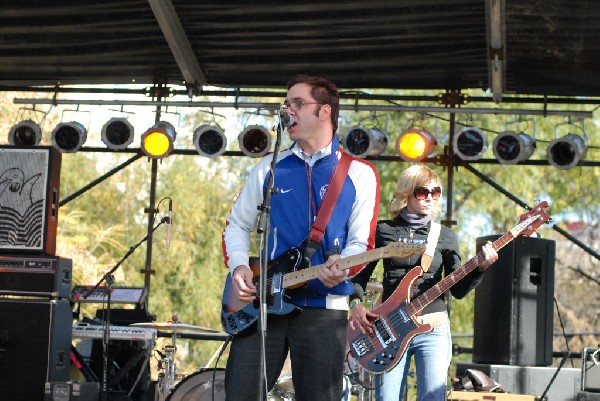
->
[413,186,442,200]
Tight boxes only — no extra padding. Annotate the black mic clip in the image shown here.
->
[277,108,295,128]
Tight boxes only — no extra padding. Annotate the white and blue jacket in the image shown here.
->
[222,135,380,310]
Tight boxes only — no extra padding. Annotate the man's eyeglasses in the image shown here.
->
[413,186,442,200]
[283,100,322,111]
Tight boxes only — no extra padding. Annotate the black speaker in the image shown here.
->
[473,235,555,366]
[0,146,61,255]
[0,298,72,401]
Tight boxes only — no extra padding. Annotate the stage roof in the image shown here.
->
[1,0,600,98]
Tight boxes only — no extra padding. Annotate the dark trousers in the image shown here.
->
[224,307,348,401]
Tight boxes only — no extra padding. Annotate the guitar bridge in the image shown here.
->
[373,316,396,347]
[351,335,372,358]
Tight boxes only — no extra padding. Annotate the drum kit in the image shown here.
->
[132,314,227,401]
[135,278,382,401]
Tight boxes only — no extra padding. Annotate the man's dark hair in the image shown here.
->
[287,74,340,131]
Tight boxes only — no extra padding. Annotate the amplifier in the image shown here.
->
[0,146,61,255]
[0,299,72,401]
[0,254,72,298]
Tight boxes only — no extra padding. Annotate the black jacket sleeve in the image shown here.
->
[350,259,377,301]
[350,223,383,301]
[443,228,486,299]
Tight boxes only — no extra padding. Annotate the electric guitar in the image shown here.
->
[347,201,551,373]
[221,241,427,335]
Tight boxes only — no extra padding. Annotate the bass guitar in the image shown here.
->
[347,201,551,373]
[221,240,426,335]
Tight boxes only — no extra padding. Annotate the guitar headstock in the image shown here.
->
[511,201,552,238]
[381,240,427,258]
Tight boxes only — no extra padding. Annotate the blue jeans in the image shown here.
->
[375,323,452,401]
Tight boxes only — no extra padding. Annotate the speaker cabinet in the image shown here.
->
[0,146,61,255]
[473,236,555,366]
[0,299,72,401]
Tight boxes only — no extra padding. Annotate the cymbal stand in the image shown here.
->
[155,314,184,401]
[155,340,177,401]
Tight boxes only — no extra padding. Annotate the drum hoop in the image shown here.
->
[166,368,225,401]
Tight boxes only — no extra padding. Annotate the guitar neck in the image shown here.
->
[405,231,516,316]
[281,247,389,289]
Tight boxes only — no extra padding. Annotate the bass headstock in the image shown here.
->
[511,201,552,238]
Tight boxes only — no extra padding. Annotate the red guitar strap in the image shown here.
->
[303,151,352,263]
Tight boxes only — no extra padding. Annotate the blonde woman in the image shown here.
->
[349,164,497,401]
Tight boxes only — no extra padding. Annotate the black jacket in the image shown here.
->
[351,216,485,315]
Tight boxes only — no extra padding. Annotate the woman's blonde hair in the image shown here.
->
[389,164,443,220]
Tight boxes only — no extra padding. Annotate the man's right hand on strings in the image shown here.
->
[231,265,257,302]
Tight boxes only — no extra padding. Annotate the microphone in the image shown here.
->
[278,109,295,128]
[166,199,172,249]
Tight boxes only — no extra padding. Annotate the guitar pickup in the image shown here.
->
[373,317,396,347]
[271,273,283,294]
[396,307,410,323]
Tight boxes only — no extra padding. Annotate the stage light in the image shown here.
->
[492,131,536,164]
[51,121,87,153]
[140,121,176,159]
[8,120,42,146]
[193,125,227,158]
[101,118,134,150]
[343,126,389,158]
[546,134,587,170]
[453,126,488,160]
[238,125,271,158]
[396,128,437,162]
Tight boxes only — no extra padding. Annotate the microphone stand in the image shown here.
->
[83,215,170,401]
[255,118,284,401]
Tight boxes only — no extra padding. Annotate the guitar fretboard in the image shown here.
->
[282,242,426,288]
[405,213,542,316]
